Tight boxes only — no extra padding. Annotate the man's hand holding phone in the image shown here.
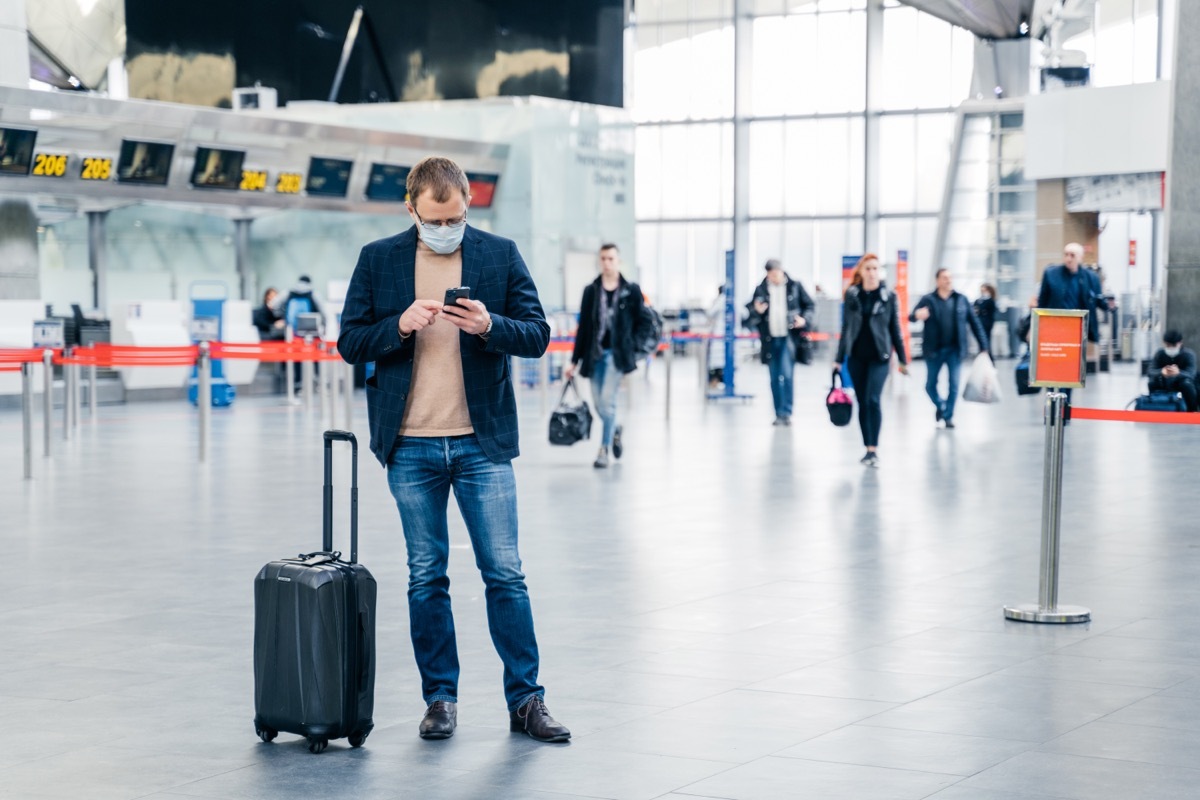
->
[442,287,491,336]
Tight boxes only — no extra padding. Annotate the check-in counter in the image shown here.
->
[211,300,260,386]
[108,301,192,390]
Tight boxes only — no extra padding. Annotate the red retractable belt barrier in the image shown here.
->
[1070,407,1200,425]
[0,348,55,365]
[211,340,344,362]
[65,344,199,367]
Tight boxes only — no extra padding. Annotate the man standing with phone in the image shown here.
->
[337,156,570,744]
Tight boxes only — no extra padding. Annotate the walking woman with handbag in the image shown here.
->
[833,254,909,468]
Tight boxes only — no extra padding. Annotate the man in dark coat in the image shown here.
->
[910,268,989,428]
[745,259,815,426]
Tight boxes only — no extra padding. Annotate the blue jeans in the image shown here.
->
[924,347,962,422]
[590,349,621,447]
[386,435,543,712]
[767,337,794,418]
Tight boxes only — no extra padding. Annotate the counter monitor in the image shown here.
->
[117,140,176,186]
[365,163,410,202]
[191,147,246,190]
[0,127,37,176]
[305,157,353,197]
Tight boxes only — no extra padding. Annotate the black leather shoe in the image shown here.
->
[509,696,570,743]
[419,701,457,739]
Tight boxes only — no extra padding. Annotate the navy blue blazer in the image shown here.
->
[337,225,550,467]
[1038,264,1103,342]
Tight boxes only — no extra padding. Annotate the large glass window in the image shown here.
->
[750,11,866,115]
[634,21,734,122]
[879,7,973,109]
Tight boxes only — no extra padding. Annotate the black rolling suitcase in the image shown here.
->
[253,430,377,754]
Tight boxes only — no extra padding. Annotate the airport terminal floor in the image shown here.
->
[2,353,1200,800]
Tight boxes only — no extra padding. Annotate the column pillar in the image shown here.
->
[0,0,30,88]
[88,211,108,312]
[235,218,253,301]
[1164,0,1200,343]
[732,0,751,300]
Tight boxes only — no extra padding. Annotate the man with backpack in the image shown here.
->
[274,275,325,390]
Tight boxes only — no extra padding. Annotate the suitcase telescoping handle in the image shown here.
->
[323,430,358,564]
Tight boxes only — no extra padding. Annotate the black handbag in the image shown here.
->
[548,378,593,446]
[793,331,813,365]
[825,370,854,427]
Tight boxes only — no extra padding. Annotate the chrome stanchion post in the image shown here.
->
[61,347,71,441]
[198,342,211,463]
[316,342,328,421]
[302,335,314,411]
[1004,391,1090,624]
[21,362,33,479]
[343,360,353,429]
[662,331,672,422]
[540,353,550,416]
[70,356,81,430]
[42,350,52,456]
[285,324,297,405]
[89,363,98,420]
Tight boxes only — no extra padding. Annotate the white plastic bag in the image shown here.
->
[962,355,1002,404]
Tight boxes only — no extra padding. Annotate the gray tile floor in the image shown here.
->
[2,352,1199,799]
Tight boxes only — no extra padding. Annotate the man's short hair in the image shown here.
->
[764,259,782,272]
[1164,330,1184,345]
[599,243,619,254]
[1064,242,1084,258]
[935,268,950,278]
[406,156,470,206]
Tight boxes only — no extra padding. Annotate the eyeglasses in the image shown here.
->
[413,209,467,232]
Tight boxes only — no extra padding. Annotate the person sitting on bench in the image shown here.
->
[1148,330,1198,412]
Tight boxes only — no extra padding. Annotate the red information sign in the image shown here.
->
[1030,310,1087,388]
[1129,240,1137,267]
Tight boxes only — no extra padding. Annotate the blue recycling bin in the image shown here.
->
[187,281,236,407]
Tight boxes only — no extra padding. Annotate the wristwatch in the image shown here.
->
[480,318,493,340]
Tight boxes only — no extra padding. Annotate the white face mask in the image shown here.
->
[1165,346,1181,358]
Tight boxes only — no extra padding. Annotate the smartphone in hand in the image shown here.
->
[444,286,471,308]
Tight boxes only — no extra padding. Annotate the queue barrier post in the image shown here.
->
[198,342,211,463]
[21,362,33,479]
[42,350,52,457]
[664,333,672,422]
[89,363,98,419]
[1003,391,1090,624]
[343,359,354,429]
[71,355,81,430]
[302,336,315,411]
[61,347,71,441]
[316,341,328,422]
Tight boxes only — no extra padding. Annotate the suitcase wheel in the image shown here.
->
[255,724,277,743]
[348,731,368,748]
[307,736,328,754]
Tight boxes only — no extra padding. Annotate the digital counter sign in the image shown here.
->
[33,153,69,178]
[0,128,37,176]
[365,163,410,202]
[117,140,175,186]
[305,157,353,197]
[190,147,245,190]
[466,172,500,208]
